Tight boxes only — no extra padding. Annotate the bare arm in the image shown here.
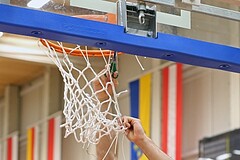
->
[96,132,117,160]
[122,116,173,160]
[136,136,172,160]
[93,72,118,160]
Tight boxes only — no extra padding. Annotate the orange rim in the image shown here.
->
[40,13,122,57]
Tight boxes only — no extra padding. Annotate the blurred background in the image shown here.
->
[0,0,239,160]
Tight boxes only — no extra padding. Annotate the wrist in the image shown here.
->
[134,134,149,148]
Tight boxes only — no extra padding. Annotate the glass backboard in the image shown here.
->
[2,0,239,45]
[0,0,239,72]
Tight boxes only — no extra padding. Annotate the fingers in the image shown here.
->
[93,71,118,90]
[120,116,131,130]
[121,116,140,129]
[112,71,119,79]
[124,130,130,136]
[111,75,119,86]
[122,116,139,123]
[121,116,140,138]
[92,69,119,102]
[105,71,119,82]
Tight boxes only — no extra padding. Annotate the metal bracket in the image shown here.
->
[117,1,157,38]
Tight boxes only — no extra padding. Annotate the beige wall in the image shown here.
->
[182,67,232,159]
[0,99,4,138]
[178,9,240,160]
[177,10,240,48]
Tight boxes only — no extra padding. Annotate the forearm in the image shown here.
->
[96,102,117,160]
[96,131,117,160]
[136,135,173,160]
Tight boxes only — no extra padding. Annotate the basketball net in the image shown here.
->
[39,14,126,147]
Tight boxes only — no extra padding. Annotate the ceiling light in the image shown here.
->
[0,32,3,37]
[27,0,50,9]
[216,153,232,160]
[233,150,240,155]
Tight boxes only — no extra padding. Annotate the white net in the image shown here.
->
[40,39,126,146]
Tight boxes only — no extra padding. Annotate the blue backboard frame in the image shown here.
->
[0,4,239,73]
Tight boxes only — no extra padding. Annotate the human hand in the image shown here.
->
[93,70,118,101]
[122,117,173,160]
[121,116,146,144]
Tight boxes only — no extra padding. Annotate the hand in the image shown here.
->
[121,116,146,144]
[122,116,173,160]
[93,71,118,101]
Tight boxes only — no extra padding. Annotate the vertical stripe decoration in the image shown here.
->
[6,133,18,160]
[0,142,2,160]
[129,73,152,160]
[161,63,182,160]
[26,126,39,160]
[47,115,62,160]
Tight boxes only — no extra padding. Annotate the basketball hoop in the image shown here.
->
[39,14,126,146]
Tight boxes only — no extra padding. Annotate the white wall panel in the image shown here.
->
[230,73,240,129]
[20,78,44,135]
[211,70,230,135]
[182,67,232,159]
[183,68,212,154]
[0,99,3,138]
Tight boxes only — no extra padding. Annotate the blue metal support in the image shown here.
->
[0,4,239,73]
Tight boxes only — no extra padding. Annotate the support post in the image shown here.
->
[230,73,240,130]
[3,86,20,135]
[151,59,161,147]
[2,86,20,160]
[40,67,63,160]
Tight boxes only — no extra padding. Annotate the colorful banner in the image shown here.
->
[161,63,182,160]
[129,73,152,160]
[26,126,39,160]
[6,133,18,160]
[47,116,62,160]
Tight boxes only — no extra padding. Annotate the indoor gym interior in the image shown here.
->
[0,0,240,160]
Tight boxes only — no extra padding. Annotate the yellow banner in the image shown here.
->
[139,73,152,160]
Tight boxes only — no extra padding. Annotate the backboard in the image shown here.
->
[0,0,239,72]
